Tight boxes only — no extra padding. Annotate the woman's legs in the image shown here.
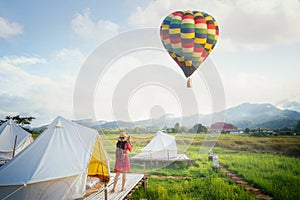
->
[111,172,121,192]
[112,171,127,192]
[121,172,126,191]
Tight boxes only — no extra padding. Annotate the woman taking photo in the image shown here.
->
[111,132,132,192]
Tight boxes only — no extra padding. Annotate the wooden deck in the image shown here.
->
[85,173,145,200]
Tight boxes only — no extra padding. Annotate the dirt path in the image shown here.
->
[219,165,273,200]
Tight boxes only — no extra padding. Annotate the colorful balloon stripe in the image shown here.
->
[160,10,219,78]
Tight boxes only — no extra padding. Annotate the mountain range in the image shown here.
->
[74,102,300,130]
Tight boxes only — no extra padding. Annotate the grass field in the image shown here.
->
[32,132,299,199]
[217,148,300,200]
[100,133,300,200]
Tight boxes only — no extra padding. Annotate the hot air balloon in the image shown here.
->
[160,11,219,88]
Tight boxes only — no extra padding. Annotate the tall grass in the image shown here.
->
[215,134,300,157]
[217,148,300,200]
[131,175,257,200]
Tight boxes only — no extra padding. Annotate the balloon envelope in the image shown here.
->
[160,11,219,78]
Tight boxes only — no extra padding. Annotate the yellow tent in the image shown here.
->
[88,135,110,182]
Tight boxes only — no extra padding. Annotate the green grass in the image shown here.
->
[132,174,257,200]
[215,134,300,157]
[123,133,299,200]
[33,132,300,199]
[217,148,300,200]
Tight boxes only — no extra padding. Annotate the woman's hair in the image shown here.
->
[117,138,127,149]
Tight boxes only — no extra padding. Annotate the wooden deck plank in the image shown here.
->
[85,173,144,200]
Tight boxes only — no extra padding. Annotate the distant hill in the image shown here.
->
[224,103,300,129]
[73,118,107,127]
[74,103,300,130]
[30,102,300,131]
[277,101,300,113]
[255,118,299,129]
[97,121,135,129]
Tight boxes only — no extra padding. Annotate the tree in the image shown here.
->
[189,123,208,133]
[173,123,180,133]
[245,128,250,134]
[279,127,293,135]
[0,115,35,127]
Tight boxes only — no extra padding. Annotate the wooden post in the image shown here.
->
[188,147,192,165]
[143,176,148,190]
[167,150,169,160]
[143,161,148,190]
[12,135,18,158]
[150,150,152,166]
[167,149,170,166]
[104,183,108,200]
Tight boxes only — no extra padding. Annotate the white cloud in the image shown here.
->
[71,8,120,43]
[92,50,214,121]
[1,56,46,65]
[222,72,299,108]
[129,0,300,51]
[219,0,300,51]
[0,17,23,39]
[51,48,86,79]
[215,38,237,53]
[0,48,86,126]
[55,48,85,63]
[94,55,144,121]
[0,60,74,126]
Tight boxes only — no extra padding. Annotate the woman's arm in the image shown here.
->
[125,142,132,152]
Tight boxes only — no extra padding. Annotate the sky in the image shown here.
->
[0,0,300,126]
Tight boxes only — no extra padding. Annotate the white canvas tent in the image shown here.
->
[0,116,110,200]
[131,130,190,161]
[0,119,33,165]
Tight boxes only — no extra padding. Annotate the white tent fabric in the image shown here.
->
[0,119,33,165]
[132,131,189,161]
[141,131,177,159]
[0,116,110,200]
